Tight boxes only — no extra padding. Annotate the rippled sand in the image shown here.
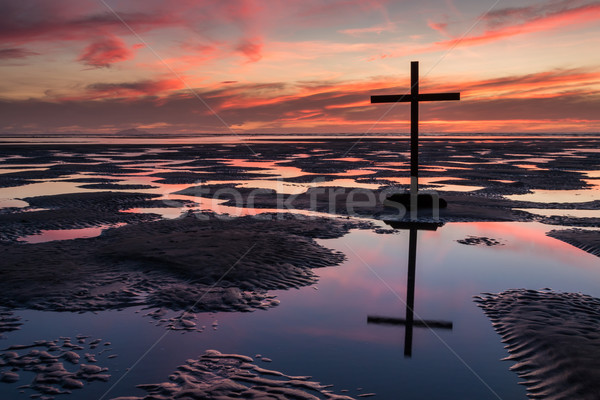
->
[0,213,356,316]
[112,349,356,400]
[475,289,600,400]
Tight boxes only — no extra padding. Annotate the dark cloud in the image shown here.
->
[483,0,595,28]
[84,79,183,97]
[0,47,38,59]
[0,1,179,44]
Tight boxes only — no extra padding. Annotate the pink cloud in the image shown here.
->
[427,20,449,37]
[77,35,133,68]
[0,0,396,73]
[166,42,220,70]
[460,69,600,99]
[0,1,276,71]
[295,0,386,22]
[418,68,600,101]
[376,2,600,59]
[235,38,263,63]
[441,2,600,47]
[339,22,396,36]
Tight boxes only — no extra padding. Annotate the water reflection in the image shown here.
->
[368,221,452,357]
[506,188,598,203]
[18,224,124,244]
[3,221,599,399]
[514,208,600,218]
[0,199,28,208]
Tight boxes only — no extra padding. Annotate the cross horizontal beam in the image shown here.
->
[383,220,443,231]
[371,93,460,103]
[367,315,453,329]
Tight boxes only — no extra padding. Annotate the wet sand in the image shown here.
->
[0,192,167,242]
[1,139,598,312]
[1,336,113,397]
[0,310,22,337]
[0,213,356,314]
[112,349,356,400]
[475,289,600,400]
[547,228,600,257]
[0,138,599,398]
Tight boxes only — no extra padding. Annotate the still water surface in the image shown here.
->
[3,221,599,399]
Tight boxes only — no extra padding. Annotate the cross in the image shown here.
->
[371,61,460,219]
[367,221,452,357]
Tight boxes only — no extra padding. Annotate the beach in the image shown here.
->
[0,136,599,399]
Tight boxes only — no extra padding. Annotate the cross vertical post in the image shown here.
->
[404,226,417,356]
[410,61,419,219]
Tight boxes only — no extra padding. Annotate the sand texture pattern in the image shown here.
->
[111,349,356,400]
[475,289,600,400]
[0,214,353,314]
[0,336,113,398]
[547,229,600,258]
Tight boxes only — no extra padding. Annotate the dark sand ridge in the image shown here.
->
[176,184,600,221]
[0,192,184,243]
[475,289,600,400]
[111,350,357,400]
[0,213,359,315]
[0,309,22,337]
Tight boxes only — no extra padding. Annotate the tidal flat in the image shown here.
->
[0,137,599,399]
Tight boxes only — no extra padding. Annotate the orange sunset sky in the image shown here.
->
[0,0,599,135]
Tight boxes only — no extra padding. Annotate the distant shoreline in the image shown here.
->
[2,132,600,145]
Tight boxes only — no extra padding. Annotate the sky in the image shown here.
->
[0,0,599,135]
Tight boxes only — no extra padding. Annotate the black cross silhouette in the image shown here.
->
[371,61,460,218]
[367,221,453,357]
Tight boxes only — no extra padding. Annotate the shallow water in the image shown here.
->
[506,188,599,203]
[1,139,599,399]
[2,221,599,399]
[0,199,28,208]
[18,224,125,244]
[515,208,600,218]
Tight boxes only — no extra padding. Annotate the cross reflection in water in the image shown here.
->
[367,221,453,357]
